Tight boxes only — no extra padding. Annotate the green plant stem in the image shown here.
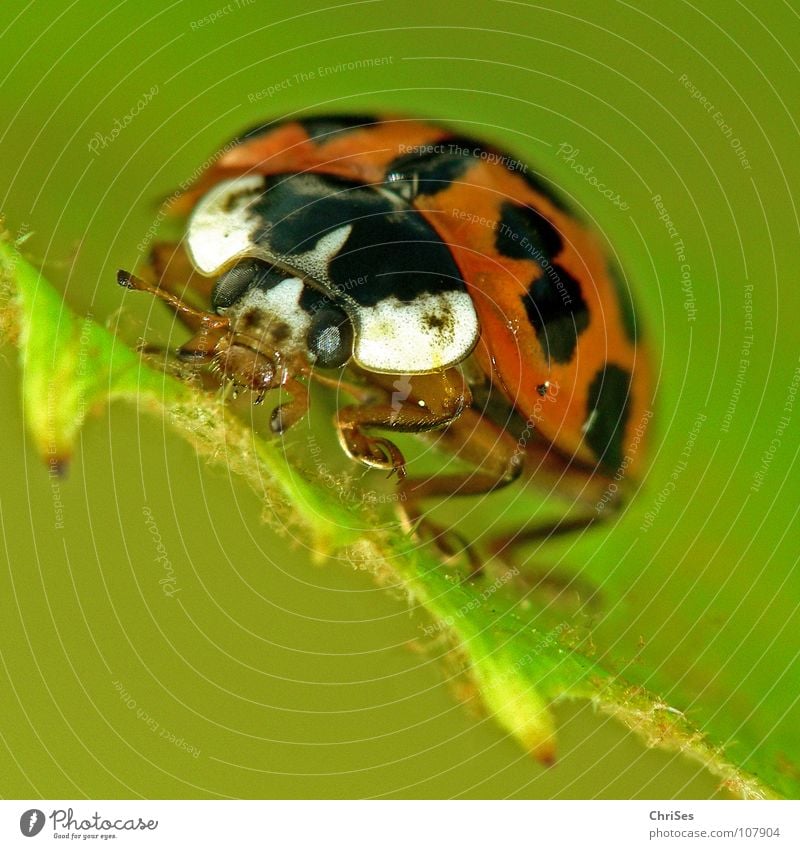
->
[0,236,783,798]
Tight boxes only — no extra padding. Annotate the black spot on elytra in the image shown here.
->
[520,170,572,213]
[521,265,589,364]
[584,364,632,471]
[496,201,562,265]
[608,261,639,344]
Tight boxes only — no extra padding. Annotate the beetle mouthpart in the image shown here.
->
[176,327,228,364]
[217,342,278,395]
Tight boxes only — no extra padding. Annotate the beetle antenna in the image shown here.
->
[116,269,230,331]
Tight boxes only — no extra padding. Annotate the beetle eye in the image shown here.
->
[307,305,353,368]
[211,261,262,312]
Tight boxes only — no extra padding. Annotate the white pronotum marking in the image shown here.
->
[187,175,264,274]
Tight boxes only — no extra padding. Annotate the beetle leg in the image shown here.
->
[480,497,617,615]
[394,407,524,573]
[335,401,416,478]
[336,368,469,478]
[308,370,378,405]
[400,406,623,597]
[490,513,600,560]
[269,377,310,431]
[399,406,525,500]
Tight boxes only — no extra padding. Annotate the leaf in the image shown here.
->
[1,237,183,470]
[0,235,786,798]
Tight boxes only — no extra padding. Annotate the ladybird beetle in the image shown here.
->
[118,115,650,555]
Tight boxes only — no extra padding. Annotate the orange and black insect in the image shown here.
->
[119,115,650,559]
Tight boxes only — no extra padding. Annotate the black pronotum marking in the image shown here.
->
[521,265,589,364]
[495,200,563,264]
[584,364,632,471]
[248,172,467,308]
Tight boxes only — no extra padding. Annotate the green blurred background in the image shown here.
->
[1,0,798,798]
